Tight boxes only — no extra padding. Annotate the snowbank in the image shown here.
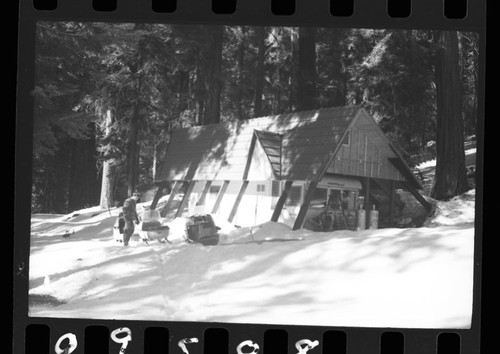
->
[218,221,302,244]
[424,189,476,227]
[27,190,476,329]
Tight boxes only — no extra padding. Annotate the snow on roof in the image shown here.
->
[156,106,361,182]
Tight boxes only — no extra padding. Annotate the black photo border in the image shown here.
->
[13,0,488,353]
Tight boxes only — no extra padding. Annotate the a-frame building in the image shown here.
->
[150,106,430,230]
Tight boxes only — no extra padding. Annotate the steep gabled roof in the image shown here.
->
[156,106,361,182]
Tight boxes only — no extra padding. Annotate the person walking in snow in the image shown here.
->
[122,191,141,246]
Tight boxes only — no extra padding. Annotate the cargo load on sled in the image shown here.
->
[139,209,170,243]
[185,214,220,246]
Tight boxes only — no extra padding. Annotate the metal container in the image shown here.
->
[368,205,379,229]
[344,210,357,231]
[356,209,366,231]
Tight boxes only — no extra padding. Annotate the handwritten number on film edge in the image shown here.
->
[295,339,319,354]
[237,340,260,354]
[54,333,77,354]
[178,337,200,354]
[111,327,132,354]
[53,332,320,354]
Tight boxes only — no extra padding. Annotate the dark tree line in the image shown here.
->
[31,23,479,213]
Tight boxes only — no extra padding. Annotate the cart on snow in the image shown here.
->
[185,214,220,246]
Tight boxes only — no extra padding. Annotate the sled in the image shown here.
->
[139,209,170,243]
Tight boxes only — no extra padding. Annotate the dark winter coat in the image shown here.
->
[122,197,139,223]
[122,197,139,245]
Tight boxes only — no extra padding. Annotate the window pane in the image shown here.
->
[209,186,221,194]
[286,186,302,206]
[272,181,281,197]
[309,187,327,208]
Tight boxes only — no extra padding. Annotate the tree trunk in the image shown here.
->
[253,26,266,117]
[68,124,99,211]
[99,109,116,209]
[289,28,298,112]
[204,25,224,125]
[152,143,160,182]
[194,48,206,126]
[177,69,189,114]
[237,28,246,120]
[127,102,140,197]
[296,27,318,111]
[431,31,469,200]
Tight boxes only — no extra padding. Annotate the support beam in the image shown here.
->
[271,181,293,222]
[371,178,404,210]
[243,134,257,180]
[364,177,371,210]
[388,157,423,190]
[402,181,432,213]
[175,181,196,218]
[228,181,249,223]
[196,181,212,206]
[293,180,318,230]
[212,181,229,214]
[160,181,182,217]
[150,183,166,210]
[364,177,371,226]
[389,180,396,226]
[371,178,391,197]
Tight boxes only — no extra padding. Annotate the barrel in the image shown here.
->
[368,205,379,229]
[356,209,366,231]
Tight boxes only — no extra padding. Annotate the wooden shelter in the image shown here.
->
[150,106,430,230]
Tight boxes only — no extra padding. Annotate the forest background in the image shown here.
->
[31,22,479,214]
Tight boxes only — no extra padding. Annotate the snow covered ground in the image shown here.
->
[28,187,476,329]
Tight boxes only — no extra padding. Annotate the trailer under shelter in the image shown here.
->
[150,106,431,230]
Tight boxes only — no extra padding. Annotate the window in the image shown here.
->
[271,181,280,209]
[311,187,328,209]
[257,184,266,193]
[327,189,342,209]
[209,185,221,195]
[271,181,281,197]
[286,186,302,206]
[342,130,350,146]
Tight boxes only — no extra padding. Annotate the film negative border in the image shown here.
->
[21,0,484,30]
[13,0,487,354]
[23,320,479,354]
